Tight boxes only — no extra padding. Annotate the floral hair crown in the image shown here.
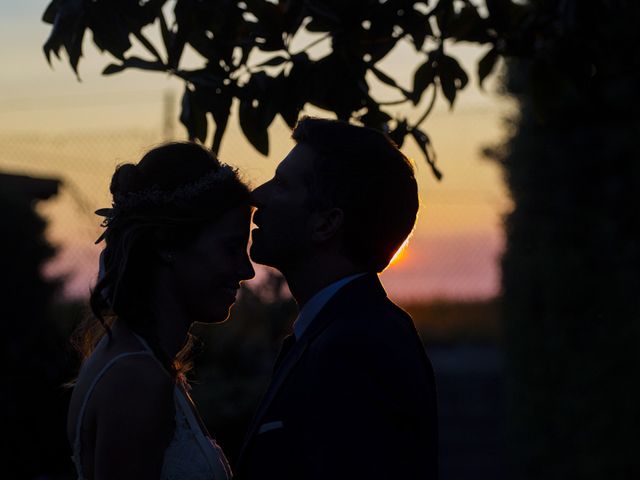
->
[94,164,235,244]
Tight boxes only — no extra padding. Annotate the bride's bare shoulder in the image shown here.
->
[93,352,175,411]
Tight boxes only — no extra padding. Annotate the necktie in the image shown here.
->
[273,334,296,372]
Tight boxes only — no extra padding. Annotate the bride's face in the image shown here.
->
[171,205,255,324]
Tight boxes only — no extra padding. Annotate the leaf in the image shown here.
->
[370,65,413,100]
[102,63,126,75]
[86,5,131,60]
[283,0,305,35]
[238,71,278,153]
[255,55,288,68]
[478,47,500,88]
[102,56,166,75]
[411,128,442,180]
[370,65,398,88]
[360,104,392,130]
[279,72,302,128]
[169,0,194,69]
[42,0,85,76]
[305,2,341,32]
[307,53,366,119]
[42,1,59,24]
[210,95,231,154]
[246,0,285,51]
[278,53,311,128]
[239,97,269,155]
[158,8,173,60]
[447,4,490,43]
[176,67,223,89]
[412,58,436,105]
[438,67,457,107]
[435,0,455,36]
[245,71,279,129]
[65,17,85,77]
[245,0,285,36]
[132,29,163,62]
[486,0,512,32]
[387,119,408,148]
[180,87,208,143]
[194,85,233,154]
[437,54,468,108]
[400,8,432,51]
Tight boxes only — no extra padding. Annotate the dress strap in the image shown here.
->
[131,332,171,372]
[73,349,152,479]
[174,388,231,478]
[133,333,230,477]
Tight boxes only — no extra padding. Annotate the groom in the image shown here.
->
[236,117,438,479]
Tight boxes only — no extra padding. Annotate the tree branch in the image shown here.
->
[378,98,411,106]
[133,30,164,64]
[414,82,438,127]
[291,32,332,56]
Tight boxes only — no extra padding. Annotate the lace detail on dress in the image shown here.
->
[160,388,232,480]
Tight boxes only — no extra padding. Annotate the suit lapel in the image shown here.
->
[239,274,387,457]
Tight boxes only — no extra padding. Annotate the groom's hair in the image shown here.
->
[292,117,418,273]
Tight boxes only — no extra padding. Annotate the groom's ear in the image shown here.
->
[310,207,344,243]
[152,246,176,264]
[151,231,176,265]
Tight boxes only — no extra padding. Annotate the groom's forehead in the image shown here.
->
[276,144,317,180]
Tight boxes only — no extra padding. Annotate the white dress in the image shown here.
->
[71,335,231,480]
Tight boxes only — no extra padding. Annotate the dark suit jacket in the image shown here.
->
[236,274,438,479]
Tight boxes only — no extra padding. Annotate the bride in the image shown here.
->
[66,142,254,479]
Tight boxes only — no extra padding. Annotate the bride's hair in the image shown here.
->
[73,142,250,378]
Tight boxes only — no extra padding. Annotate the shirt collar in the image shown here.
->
[293,273,366,339]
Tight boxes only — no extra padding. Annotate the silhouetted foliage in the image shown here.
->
[486,1,640,477]
[42,0,625,178]
[0,188,75,478]
[42,0,534,178]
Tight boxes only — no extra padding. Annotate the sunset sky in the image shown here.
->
[1,1,514,301]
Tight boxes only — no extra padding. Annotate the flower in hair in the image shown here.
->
[94,164,235,244]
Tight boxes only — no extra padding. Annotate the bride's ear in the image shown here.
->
[310,207,344,243]
[151,230,176,264]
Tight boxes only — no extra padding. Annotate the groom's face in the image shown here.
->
[250,144,316,270]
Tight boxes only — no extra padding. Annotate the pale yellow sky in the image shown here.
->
[1,1,514,301]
